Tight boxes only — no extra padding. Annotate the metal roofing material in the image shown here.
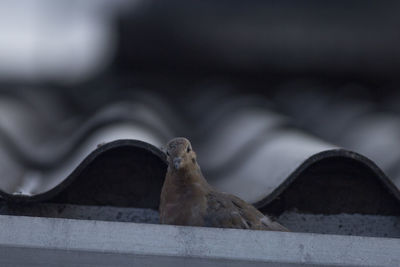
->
[1,87,400,222]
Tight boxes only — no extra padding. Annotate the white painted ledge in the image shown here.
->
[0,215,399,267]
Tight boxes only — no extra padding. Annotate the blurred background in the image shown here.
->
[1,0,400,206]
[2,0,400,84]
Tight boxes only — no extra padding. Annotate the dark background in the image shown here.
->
[2,1,400,97]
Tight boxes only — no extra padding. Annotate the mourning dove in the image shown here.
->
[159,137,289,231]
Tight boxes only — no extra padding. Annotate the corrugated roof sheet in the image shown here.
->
[1,86,400,229]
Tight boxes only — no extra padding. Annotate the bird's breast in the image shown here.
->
[160,190,208,226]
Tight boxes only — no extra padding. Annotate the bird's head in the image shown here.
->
[165,137,197,171]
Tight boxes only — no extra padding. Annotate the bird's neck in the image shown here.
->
[167,164,211,190]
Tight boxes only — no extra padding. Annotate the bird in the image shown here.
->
[159,137,289,231]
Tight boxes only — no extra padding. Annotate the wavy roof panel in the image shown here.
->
[0,86,399,221]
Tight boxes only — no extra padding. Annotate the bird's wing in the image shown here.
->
[204,191,289,231]
[204,191,251,229]
[227,193,289,231]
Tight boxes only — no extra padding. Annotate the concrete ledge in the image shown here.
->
[0,215,399,266]
[2,203,400,238]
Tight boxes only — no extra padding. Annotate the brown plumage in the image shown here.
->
[159,137,289,231]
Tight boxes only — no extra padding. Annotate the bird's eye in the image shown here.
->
[186,146,191,153]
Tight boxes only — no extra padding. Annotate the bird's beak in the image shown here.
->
[173,157,182,170]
